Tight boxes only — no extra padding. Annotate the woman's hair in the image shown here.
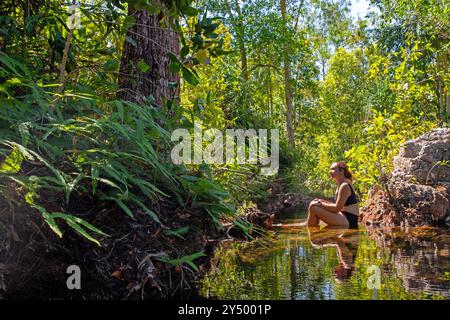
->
[335,162,353,181]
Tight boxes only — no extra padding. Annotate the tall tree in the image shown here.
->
[224,0,248,81]
[281,0,295,148]
[118,1,180,106]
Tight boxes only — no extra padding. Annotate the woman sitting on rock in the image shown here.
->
[300,162,359,229]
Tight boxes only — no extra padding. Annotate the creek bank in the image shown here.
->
[257,181,317,221]
[224,181,319,238]
[0,190,231,300]
[0,179,298,299]
[0,171,318,299]
[360,128,450,227]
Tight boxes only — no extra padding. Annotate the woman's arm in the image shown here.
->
[317,184,350,213]
[315,198,333,204]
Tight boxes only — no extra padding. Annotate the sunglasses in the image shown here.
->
[329,167,340,175]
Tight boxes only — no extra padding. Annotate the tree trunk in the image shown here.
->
[268,68,273,123]
[281,0,295,148]
[118,2,180,106]
[225,0,248,81]
[234,1,248,81]
[443,50,450,123]
[438,50,445,122]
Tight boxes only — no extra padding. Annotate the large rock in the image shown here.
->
[392,128,450,184]
[360,128,450,227]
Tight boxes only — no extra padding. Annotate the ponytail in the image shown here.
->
[336,162,353,181]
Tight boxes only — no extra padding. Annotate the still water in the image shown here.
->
[199,211,450,299]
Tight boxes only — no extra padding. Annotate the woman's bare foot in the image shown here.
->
[273,221,308,228]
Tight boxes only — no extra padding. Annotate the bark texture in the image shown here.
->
[119,2,180,106]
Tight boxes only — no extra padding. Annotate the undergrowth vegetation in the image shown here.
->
[0,52,248,248]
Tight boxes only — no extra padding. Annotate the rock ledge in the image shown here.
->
[360,128,450,227]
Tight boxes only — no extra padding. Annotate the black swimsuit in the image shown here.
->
[334,183,359,229]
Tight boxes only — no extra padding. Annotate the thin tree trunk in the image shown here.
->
[57,0,77,94]
[443,51,450,123]
[281,0,295,148]
[23,0,30,21]
[268,68,273,122]
[225,0,248,81]
[118,2,180,106]
[438,51,445,122]
[234,1,248,81]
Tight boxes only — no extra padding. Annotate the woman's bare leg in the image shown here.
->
[296,202,320,227]
[306,203,321,226]
[305,203,349,227]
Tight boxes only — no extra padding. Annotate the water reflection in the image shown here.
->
[308,227,359,283]
[365,226,450,296]
[199,213,450,300]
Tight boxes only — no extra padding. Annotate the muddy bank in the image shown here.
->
[0,172,323,300]
[0,191,229,300]
[0,181,292,299]
[257,181,317,221]
[223,181,318,238]
[360,128,450,227]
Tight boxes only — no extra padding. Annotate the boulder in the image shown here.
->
[392,128,450,185]
[360,128,450,227]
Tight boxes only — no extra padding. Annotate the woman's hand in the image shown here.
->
[311,199,322,207]
[314,198,332,205]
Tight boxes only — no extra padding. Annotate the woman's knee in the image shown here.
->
[308,201,319,211]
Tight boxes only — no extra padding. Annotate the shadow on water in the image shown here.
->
[199,211,450,300]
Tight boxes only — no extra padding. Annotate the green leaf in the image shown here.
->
[180,6,198,17]
[123,15,136,30]
[65,218,101,246]
[129,195,160,223]
[168,52,181,73]
[51,213,108,246]
[138,59,150,73]
[194,49,209,65]
[180,45,190,58]
[71,215,109,237]
[115,199,136,219]
[0,148,24,173]
[125,35,137,46]
[158,252,206,271]
[42,212,63,238]
[182,66,199,86]
[103,59,119,72]
[164,226,189,239]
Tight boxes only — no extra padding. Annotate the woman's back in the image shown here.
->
[334,180,359,213]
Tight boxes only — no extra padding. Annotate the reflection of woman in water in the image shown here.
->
[301,162,360,228]
[308,227,360,281]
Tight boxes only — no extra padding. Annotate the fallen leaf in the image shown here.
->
[111,270,123,279]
